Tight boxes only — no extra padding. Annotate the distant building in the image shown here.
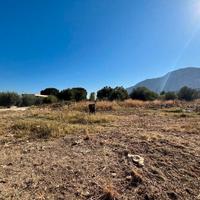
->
[34,94,48,98]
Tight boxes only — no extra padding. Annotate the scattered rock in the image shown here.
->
[126,176,132,181]
[127,154,144,167]
[82,191,90,197]
[167,192,178,200]
[111,173,117,177]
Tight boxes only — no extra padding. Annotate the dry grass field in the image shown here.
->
[0,100,199,200]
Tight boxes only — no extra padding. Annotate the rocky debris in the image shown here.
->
[127,154,144,167]
[167,192,178,200]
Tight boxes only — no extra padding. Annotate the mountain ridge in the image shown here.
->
[127,67,200,94]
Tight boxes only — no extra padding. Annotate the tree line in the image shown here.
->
[0,85,198,107]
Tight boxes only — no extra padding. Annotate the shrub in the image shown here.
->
[164,92,177,100]
[130,87,158,101]
[71,87,87,101]
[21,94,37,107]
[59,89,73,101]
[97,86,114,100]
[35,97,44,105]
[109,87,128,101]
[89,92,96,101]
[160,91,165,95]
[178,86,198,101]
[0,92,21,107]
[40,88,59,97]
[43,95,58,104]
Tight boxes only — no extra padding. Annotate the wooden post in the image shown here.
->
[89,103,96,114]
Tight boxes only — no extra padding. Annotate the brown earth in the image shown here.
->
[0,102,199,200]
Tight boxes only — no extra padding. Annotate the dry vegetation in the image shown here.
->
[0,100,199,199]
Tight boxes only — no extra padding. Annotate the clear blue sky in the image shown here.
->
[0,0,200,94]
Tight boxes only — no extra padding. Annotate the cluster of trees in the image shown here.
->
[96,86,200,102]
[0,85,198,108]
[40,87,87,102]
[97,86,128,101]
[130,86,199,101]
[0,93,44,108]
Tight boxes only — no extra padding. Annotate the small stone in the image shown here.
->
[111,173,117,177]
[126,176,132,181]
[82,191,90,197]
[128,154,144,167]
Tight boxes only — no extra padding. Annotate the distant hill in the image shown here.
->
[127,67,200,94]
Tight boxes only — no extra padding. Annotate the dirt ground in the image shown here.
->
[0,103,199,200]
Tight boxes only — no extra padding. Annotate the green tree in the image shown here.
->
[71,88,87,101]
[109,87,128,101]
[43,95,58,104]
[0,92,21,107]
[130,87,158,101]
[178,86,198,101]
[164,92,177,100]
[160,91,165,95]
[21,94,37,107]
[40,88,59,97]
[97,86,113,100]
[89,92,96,101]
[59,89,73,101]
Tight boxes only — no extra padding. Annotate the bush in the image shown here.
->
[89,92,96,101]
[40,88,59,97]
[0,92,21,107]
[21,94,37,107]
[178,86,198,101]
[59,89,73,101]
[97,86,114,100]
[109,87,128,101]
[164,92,177,100]
[71,88,87,101]
[35,97,44,105]
[160,91,165,95]
[130,87,158,101]
[43,95,58,104]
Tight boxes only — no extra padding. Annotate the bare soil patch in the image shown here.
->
[0,101,199,199]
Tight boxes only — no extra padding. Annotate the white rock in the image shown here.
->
[128,154,144,167]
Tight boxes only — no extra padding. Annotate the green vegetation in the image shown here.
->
[130,87,158,101]
[0,92,21,107]
[97,86,128,101]
[89,92,96,101]
[43,95,58,104]
[164,92,177,100]
[40,88,59,97]
[0,85,199,108]
[97,86,113,100]
[109,87,128,101]
[178,86,198,101]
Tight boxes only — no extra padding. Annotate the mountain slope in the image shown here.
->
[127,67,200,93]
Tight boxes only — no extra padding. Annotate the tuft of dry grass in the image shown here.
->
[99,184,119,200]
[10,109,116,139]
[119,99,146,108]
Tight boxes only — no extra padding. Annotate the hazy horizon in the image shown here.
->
[1,0,200,93]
